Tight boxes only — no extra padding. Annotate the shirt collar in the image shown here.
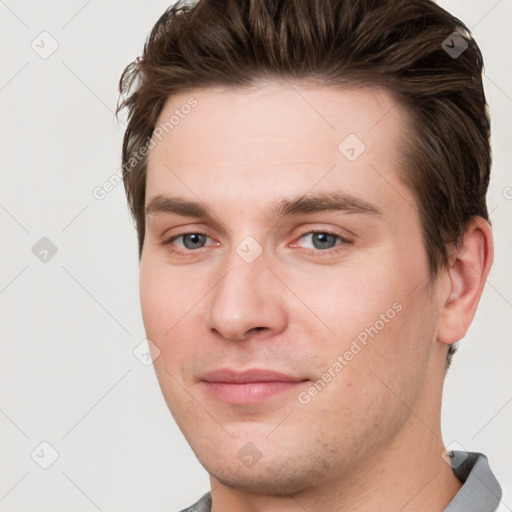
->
[444,451,502,511]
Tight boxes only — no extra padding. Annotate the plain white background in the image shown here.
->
[0,1,510,511]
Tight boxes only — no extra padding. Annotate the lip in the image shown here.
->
[200,368,309,404]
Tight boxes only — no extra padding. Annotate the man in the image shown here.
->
[117,0,502,510]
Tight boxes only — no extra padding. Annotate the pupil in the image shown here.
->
[184,233,205,249]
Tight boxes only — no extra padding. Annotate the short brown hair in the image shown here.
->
[117,0,491,370]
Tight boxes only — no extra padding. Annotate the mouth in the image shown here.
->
[200,368,309,404]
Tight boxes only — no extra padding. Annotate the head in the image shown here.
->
[117,0,493,496]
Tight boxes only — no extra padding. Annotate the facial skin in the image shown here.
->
[140,81,493,511]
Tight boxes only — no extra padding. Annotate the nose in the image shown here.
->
[205,253,288,342]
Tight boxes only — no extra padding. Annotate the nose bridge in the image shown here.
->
[205,246,287,341]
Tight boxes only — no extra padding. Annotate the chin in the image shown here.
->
[212,468,312,496]
[201,451,329,496]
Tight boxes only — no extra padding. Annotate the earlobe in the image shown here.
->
[437,217,494,345]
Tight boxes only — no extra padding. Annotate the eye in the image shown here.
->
[162,229,350,257]
[292,230,350,256]
[299,231,341,250]
[163,232,213,251]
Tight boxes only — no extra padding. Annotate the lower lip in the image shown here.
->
[203,381,308,404]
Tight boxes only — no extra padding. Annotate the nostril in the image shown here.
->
[239,327,265,339]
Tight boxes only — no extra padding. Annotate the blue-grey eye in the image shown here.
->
[181,233,207,250]
[302,232,339,250]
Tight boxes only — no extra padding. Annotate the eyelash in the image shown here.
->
[162,230,351,258]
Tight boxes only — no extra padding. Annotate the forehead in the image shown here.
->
[145,81,413,217]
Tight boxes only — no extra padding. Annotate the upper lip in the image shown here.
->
[200,368,307,383]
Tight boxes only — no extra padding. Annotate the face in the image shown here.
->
[140,81,444,494]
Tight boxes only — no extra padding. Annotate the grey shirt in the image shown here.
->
[179,451,502,512]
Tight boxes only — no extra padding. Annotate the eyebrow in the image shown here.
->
[145,191,382,219]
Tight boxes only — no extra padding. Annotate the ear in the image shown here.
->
[437,217,494,345]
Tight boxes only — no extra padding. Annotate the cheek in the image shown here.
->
[283,260,402,336]
[140,250,196,321]
[139,257,209,375]
[290,256,432,384]
[139,257,187,347]
[139,265,167,339]
[342,289,437,410]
